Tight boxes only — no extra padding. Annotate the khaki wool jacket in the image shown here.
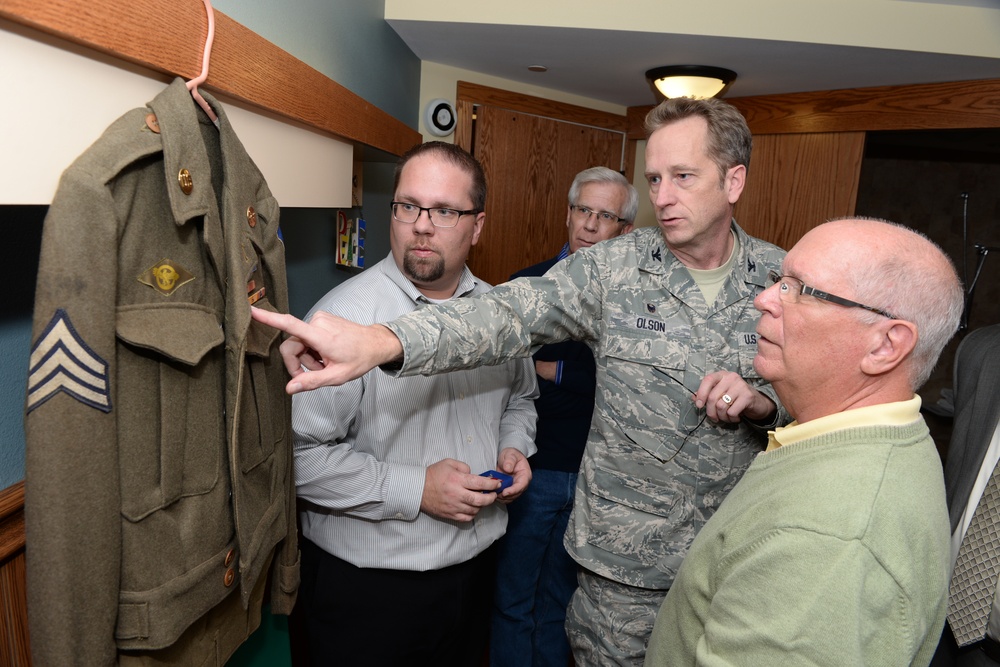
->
[24,79,299,666]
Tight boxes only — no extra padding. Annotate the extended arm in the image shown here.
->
[250,308,402,392]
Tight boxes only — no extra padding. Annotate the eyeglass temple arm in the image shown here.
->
[801,286,892,318]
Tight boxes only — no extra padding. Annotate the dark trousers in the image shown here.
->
[931,622,1000,667]
[296,537,496,667]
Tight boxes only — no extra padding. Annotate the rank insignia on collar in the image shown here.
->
[747,257,757,273]
[27,309,111,414]
[652,247,662,262]
[138,258,195,296]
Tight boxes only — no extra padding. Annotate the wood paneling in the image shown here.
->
[734,132,866,251]
[453,82,629,285]
[627,79,1000,137]
[626,105,652,141]
[457,81,627,132]
[455,99,475,155]
[0,0,420,157]
[0,482,29,667]
[729,79,1000,134]
[0,482,24,562]
[468,105,625,285]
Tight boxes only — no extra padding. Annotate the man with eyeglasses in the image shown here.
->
[288,141,538,666]
[491,166,637,667]
[251,97,788,666]
[645,217,963,666]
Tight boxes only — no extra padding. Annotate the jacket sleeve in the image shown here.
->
[269,387,301,615]
[387,255,606,377]
[497,357,539,459]
[268,320,300,615]
[25,166,123,666]
[292,375,429,521]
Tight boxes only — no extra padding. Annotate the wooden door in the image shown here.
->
[734,131,866,251]
[467,105,626,284]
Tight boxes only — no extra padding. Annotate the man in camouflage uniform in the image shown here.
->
[253,97,789,666]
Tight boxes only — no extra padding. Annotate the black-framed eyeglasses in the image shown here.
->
[620,367,707,464]
[766,270,896,320]
[391,201,478,228]
[570,204,629,226]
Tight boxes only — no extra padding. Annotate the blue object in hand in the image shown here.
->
[480,470,514,493]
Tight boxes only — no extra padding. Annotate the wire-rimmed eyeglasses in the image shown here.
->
[619,367,707,464]
[570,204,629,226]
[766,270,896,319]
[390,201,478,228]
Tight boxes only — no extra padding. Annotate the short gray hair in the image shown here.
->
[842,217,964,390]
[567,167,639,223]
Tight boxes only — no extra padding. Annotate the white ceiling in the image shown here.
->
[385,1,1000,108]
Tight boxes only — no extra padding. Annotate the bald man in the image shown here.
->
[645,217,965,666]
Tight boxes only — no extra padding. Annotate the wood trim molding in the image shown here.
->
[626,78,1000,137]
[626,106,651,141]
[0,0,421,157]
[0,481,24,564]
[457,81,628,132]
[454,81,632,179]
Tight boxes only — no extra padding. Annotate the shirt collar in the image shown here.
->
[766,395,923,451]
[556,242,571,262]
[638,219,766,283]
[379,253,479,304]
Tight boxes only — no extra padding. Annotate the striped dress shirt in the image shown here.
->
[292,255,538,570]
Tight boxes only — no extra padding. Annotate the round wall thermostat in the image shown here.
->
[424,98,457,137]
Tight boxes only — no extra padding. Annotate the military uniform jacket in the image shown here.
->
[386,223,787,590]
[24,79,299,666]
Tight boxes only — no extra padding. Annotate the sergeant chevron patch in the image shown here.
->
[27,309,112,414]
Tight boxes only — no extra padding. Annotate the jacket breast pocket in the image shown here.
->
[115,304,225,521]
[602,327,696,462]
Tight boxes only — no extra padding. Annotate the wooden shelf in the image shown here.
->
[0,0,421,157]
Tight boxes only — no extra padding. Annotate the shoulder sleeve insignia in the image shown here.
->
[137,258,195,296]
[27,309,112,414]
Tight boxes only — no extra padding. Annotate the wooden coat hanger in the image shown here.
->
[186,0,219,124]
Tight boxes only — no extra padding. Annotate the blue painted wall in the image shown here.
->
[1,207,46,490]
[213,0,419,127]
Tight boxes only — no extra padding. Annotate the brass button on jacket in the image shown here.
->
[178,168,193,195]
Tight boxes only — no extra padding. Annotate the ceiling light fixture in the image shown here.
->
[645,65,737,101]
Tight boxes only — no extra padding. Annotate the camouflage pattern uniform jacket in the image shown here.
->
[385,222,787,590]
[25,79,299,666]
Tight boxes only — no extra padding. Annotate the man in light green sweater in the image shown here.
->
[645,217,964,666]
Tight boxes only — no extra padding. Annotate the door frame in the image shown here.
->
[454,81,634,181]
